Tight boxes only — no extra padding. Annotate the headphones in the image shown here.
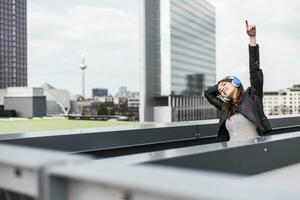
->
[219,76,242,103]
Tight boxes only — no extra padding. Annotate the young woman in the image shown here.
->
[204,20,272,142]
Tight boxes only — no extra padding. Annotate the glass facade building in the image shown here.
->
[140,0,216,122]
[169,0,215,95]
[92,88,108,98]
[0,0,27,88]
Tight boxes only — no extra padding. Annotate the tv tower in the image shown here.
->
[80,54,87,99]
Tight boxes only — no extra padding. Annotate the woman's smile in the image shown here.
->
[220,87,228,96]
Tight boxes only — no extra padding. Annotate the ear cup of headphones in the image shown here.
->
[218,75,241,103]
[231,78,241,87]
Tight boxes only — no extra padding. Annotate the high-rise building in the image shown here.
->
[140,0,216,122]
[116,86,139,98]
[116,86,129,97]
[0,0,27,88]
[92,88,108,98]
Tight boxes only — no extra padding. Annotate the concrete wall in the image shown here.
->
[154,106,172,123]
[4,97,46,117]
[0,89,7,105]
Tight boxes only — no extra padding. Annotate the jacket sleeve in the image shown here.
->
[204,84,223,111]
[249,44,264,96]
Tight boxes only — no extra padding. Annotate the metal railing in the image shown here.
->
[2,130,300,200]
[1,115,300,158]
[0,144,91,200]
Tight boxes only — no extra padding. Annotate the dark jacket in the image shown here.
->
[204,44,272,142]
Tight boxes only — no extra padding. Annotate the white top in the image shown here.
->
[225,112,259,142]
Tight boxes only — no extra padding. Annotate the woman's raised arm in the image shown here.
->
[246,20,264,96]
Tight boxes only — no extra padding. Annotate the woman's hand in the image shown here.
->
[245,20,257,46]
[245,20,256,37]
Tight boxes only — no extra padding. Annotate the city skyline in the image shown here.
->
[27,0,300,97]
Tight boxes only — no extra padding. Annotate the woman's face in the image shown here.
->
[218,81,236,98]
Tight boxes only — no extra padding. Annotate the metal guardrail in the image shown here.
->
[0,120,218,156]
[91,128,300,168]
[67,114,128,121]
[64,130,300,199]
[47,161,300,200]
[1,115,300,158]
[143,130,300,175]
[0,144,91,200]
[1,142,300,200]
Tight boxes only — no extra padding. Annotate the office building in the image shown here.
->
[0,0,27,88]
[263,85,300,116]
[140,0,216,122]
[116,86,139,98]
[4,87,46,117]
[128,97,140,121]
[92,88,108,98]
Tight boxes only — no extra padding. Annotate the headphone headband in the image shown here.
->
[220,76,241,88]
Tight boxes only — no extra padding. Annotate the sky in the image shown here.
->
[27,0,139,97]
[27,0,300,97]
